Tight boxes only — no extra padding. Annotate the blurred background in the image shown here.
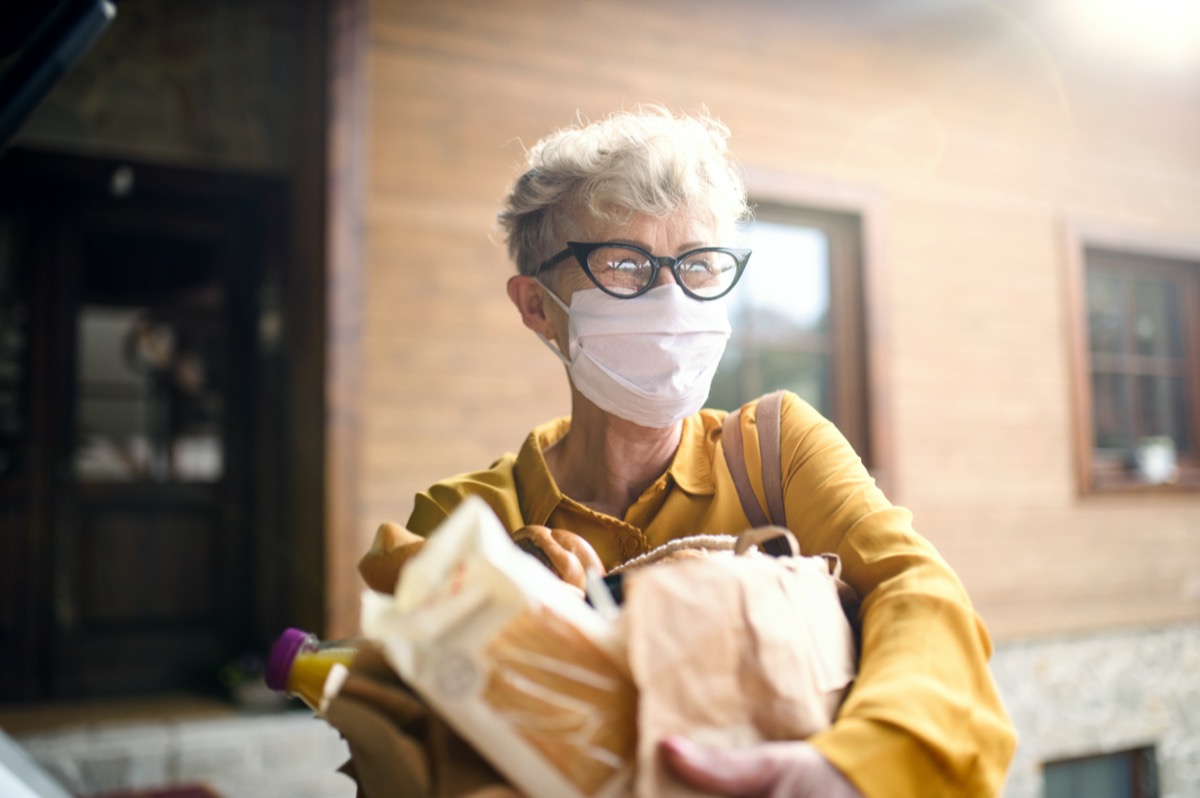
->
[0,0,1197,796]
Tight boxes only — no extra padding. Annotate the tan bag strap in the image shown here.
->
[722,403,770,529]
[733,526,798,557]
[819,552,843,579]
[721,390,787,530]
[757,390,787,528]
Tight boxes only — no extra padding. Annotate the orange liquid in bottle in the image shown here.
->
[266,628,359,711]
[286,646,358,710]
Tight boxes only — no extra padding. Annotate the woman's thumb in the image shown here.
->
[659,736,778,796]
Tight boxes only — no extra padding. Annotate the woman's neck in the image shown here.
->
[544,393,682,520]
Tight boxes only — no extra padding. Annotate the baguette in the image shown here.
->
[483,604,636,796]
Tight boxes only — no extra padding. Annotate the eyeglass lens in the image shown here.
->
[585,245,739,298]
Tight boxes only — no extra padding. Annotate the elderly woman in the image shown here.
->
[361,107,1015,797]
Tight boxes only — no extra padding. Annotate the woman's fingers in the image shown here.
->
[512,525,585,590]
[542,534,586,589]
[659,736,781,796]
[369,520,425,553]
[550,528,606,576]
[513,526,556,570]
[358,522,427,593]
[511,525,605,591]
[660,737,864,798]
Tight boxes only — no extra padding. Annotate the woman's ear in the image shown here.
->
[507,275,557,337]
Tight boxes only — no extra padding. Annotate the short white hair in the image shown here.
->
[498,106,750,276]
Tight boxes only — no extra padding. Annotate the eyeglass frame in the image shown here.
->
[534,241,752,301]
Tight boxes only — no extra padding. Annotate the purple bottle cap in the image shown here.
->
[265,628,312,692]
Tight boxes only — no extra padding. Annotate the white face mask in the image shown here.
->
[537,283,732,428]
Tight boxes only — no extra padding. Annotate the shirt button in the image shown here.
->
[621,537,642,558]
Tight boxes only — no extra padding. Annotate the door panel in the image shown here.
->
[53,195,250,699]
[78,499,219,626]
[61,487,225,696]
[0,148,285,701]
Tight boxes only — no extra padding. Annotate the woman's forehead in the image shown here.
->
[584,211,716,247]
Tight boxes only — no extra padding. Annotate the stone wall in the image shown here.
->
[993,621,1200,797]
[16,712,352,798]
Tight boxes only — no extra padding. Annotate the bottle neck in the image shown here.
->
[286,646,358,710]
[265,628,315,692]
[266,627,359,712]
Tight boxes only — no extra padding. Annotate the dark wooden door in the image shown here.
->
[0,149,285,700]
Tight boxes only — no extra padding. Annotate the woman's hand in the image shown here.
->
[660,736,864,798]
[512,525,605,593]
[358,521,427,594]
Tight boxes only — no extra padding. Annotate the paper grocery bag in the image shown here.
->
[622,552,857,798]
[361,495,636,798]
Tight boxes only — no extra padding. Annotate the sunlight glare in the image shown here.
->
[1060,0,1200,70]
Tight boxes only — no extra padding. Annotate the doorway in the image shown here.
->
[0,148,287,700]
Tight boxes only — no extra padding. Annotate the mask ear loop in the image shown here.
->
[535,281,572,366]
[536,331,570,366]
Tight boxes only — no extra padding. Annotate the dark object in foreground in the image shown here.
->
[0,0,116,149]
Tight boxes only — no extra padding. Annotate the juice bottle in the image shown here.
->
[265,627,359,711]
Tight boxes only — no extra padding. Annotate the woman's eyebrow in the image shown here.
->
[605,239,709,253]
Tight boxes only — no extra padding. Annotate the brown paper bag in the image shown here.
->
[621,548,858,798]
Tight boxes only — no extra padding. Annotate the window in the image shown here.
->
[72,234,229,483]
[709,204,872,466]
[1069,238,1200,492]
[1044,747,1158,798]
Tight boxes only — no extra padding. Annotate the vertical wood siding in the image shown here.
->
[363,0,1200,639]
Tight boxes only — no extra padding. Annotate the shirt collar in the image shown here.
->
[514,416,571,525]
[667,411,719,496]
[513,411,719,523]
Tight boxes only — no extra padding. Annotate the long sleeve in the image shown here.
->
[773,393,1017,796]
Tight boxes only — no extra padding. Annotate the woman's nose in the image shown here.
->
[652,262,678,289]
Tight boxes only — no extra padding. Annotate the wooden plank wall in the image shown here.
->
[361,0,1200,640]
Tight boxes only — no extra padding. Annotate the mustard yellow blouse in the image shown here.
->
[403,392,1017,796]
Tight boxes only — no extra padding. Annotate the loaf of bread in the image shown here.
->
[483,604,637,796]
[361,496,635,798]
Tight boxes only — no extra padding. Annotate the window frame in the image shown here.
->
[1064,221,1200,495]
[739,170,892,491]
[1043,746,1158,798]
